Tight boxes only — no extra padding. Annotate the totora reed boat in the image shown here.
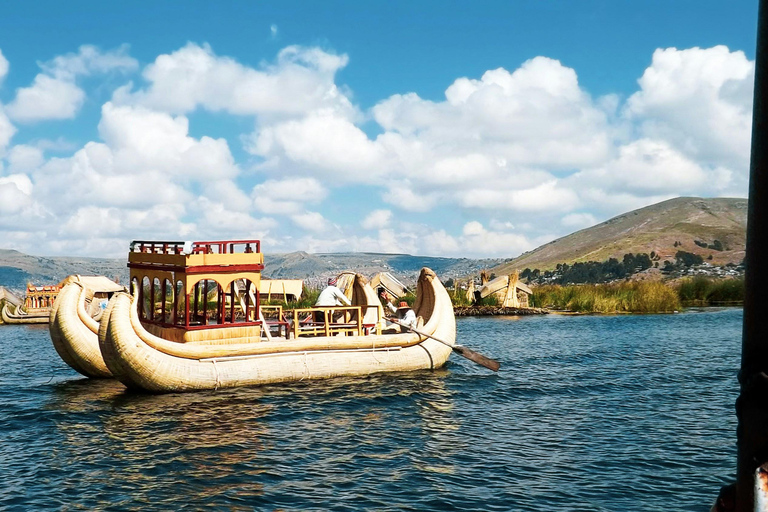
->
[98,240,456,393]
[49,276,125,378]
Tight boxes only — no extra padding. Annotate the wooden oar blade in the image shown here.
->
[453,345,501,372]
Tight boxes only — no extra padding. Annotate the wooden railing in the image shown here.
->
[129,240,261,255]
[290,306,364,338]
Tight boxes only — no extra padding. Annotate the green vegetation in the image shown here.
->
[521,252,656,285]
[528,277,744,313]
[532,281,681,313]
[676,276,744,305]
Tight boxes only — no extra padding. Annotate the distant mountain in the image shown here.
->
[0,248,505,292]
[0,249,128,292]
[488,197,747,276]
[264,252,507,288]
[2,196,743,291]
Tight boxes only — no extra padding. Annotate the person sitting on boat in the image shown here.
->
[314,277,351,323]
[396,301,417,331]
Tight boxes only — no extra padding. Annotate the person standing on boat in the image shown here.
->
[314,277,351,323]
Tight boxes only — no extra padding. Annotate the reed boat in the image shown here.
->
[49,277,125,378]
[1,302,50,324]
[99,239,456,393]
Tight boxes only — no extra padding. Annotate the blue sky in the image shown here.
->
[0,1,760,258]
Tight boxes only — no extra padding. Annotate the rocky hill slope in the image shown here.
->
[488,197,747,276]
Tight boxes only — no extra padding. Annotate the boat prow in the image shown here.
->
[99,267,455,393]
[49,282,113,378]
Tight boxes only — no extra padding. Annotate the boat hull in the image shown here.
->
[1,302,50,324]
[49,282,112,378]
[99,268,456,393]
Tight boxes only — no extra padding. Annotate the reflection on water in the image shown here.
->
[0,310,743,510]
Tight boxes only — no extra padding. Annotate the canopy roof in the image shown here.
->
[369,272,409,298]
[259,279,303,299]
[479,275,532,298]
[58,275,125,293]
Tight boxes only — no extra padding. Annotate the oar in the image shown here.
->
[388,318,500,372]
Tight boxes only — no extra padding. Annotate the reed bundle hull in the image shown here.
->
[99,268,455,393]
[49,282,112,378]
[1,303,50,324]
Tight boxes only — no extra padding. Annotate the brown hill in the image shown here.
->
[489,197,747,275]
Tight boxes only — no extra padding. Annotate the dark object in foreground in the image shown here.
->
[389,318,501,372]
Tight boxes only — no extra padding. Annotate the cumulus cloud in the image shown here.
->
[561,212,598,229]
[361,209,392,230]
[625,46,753,171]
[115,43,355,119]
[0,49,8,84]
[6,45,137,123]
[97,102,239,180]
[290,211,330,233]
[251,177,328,214]
[6,145,44,173]
[0,43,756,258]
[0,174,33,214]
[0,49,16,151]
[419,221,536,257]
[0,109,14,154]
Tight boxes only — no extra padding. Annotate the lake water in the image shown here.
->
[0,309,741,511]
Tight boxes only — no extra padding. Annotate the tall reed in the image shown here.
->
[532,281,680,313]
[676,277,744,305]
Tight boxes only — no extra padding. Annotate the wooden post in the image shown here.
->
[732,2,768,510]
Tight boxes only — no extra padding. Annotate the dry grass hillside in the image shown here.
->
[489,197,747,275]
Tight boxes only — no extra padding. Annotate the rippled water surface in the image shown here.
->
[0,309,741,511]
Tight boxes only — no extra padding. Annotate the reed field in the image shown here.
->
[528,277,744,313]
[676,276,745,306]
[531,281,681,313]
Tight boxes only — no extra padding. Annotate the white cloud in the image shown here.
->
[381,183,439,212]
[460,180,580,212]
[361,209,392,230]
[270,24,278,38]
[249,111,384,181]
[97,102,239,180]
[0,174,33,214]
[6,45,137,123]
[251,177,327,214]
[7,75,85,122]
[0,49,8,84]
[561,212,597,229]
[6,144,44,173]
[115,43,355,118]
[0,108,14,153]
[290,211,329,232]
[574,139,710,196]
[625,46,753,171]
[420,221,535,257]
[0,43,756,258]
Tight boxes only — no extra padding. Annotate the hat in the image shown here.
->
[398,301,408,308]
[328,277,338,285]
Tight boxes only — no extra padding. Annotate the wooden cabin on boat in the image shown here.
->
[128,240,267,344]
[23,283,60,312]
[127,240,381,343]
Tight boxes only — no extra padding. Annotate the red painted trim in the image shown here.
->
[128,263,264,273]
